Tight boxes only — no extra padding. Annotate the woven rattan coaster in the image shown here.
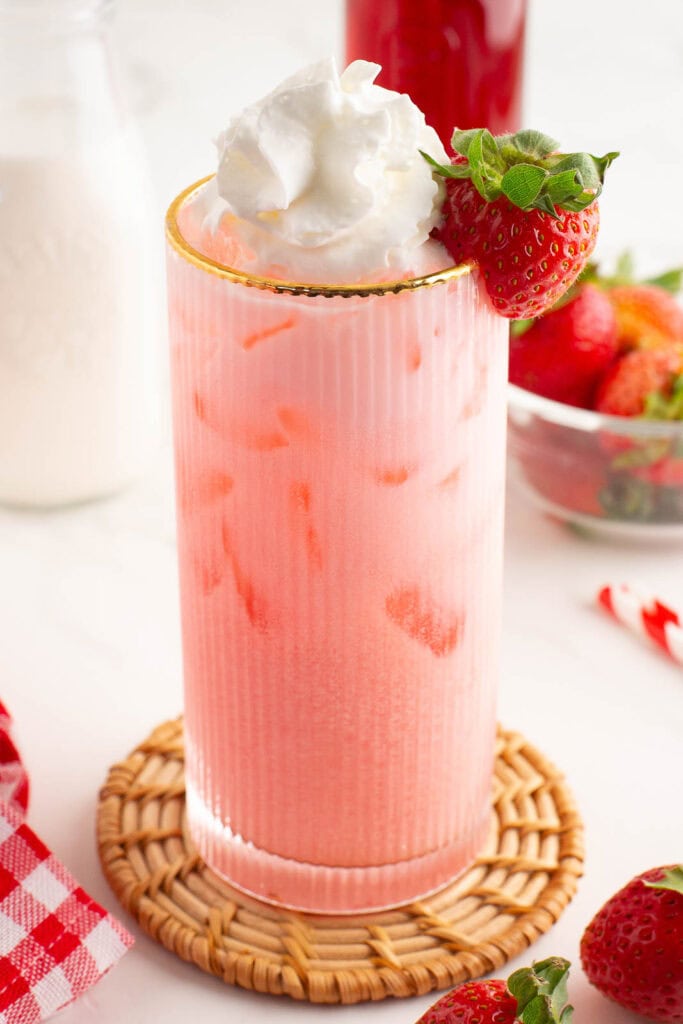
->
[97,719,583,1005]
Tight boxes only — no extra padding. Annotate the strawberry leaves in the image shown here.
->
[647,267,683,293]
[581,251,683,294]
[644,864,683,895]
[423,128,618,218]
[469,129,507,200]
[501,164,549,210]
[507,958,574,1024]
[498,129,559,161]
[643,375,683,420]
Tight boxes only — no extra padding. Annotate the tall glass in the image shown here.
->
[346,0,527,145]
[166,178,508,914]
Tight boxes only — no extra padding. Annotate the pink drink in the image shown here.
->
[166,180,508,913]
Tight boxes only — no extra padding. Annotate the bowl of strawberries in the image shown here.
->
[507,255,683,538]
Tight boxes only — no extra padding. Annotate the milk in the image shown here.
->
[0,151,161,506]
[0,0,162,507]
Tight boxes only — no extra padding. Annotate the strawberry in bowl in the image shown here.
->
[509,284,619,409]
[506,255,683,538]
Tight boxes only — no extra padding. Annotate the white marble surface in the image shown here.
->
[2,1,683,1022]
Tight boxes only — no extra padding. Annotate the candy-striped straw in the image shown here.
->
[598,583,683,667]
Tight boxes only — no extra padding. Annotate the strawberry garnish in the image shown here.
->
[581,864,683,1022]
[423,129,618,319]
[509,283,618,408]
[416,958,574,1024]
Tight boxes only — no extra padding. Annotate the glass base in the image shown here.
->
[186,782,491,915]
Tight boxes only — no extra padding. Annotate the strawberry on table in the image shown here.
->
[424,129,618,319]
[581,864,683,1023]
[416,957,574,1024]
[509,283,618,408]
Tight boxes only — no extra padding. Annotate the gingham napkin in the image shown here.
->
[0,702,132,1023]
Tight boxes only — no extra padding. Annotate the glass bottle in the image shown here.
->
[346,0,528,146]
[0,0,162,506]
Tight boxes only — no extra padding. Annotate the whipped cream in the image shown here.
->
[205,59,449,282]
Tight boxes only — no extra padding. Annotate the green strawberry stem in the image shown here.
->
[644,864,683,895]
[600,475,657,521]
[582,251,683,293]
[510,318,535,338]
[643,374,683,420]
[422,128,618,219]
[611,439,672,471]
[647,267,683,292]
[507,957,574,1024]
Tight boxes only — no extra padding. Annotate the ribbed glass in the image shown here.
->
[166,180,508,913]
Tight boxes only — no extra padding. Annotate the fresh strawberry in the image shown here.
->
[417,979,516,1024]
[595,347,683,416]
[509,284,618,407]
[416,958,574,1024]
[572,253,683,350]
[581,864,683,1023]
[609,284,683,351]
[424,129,617,319]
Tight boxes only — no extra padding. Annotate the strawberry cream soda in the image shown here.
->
[165,59,508,913]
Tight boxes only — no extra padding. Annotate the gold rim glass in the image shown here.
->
[165,176,472,298]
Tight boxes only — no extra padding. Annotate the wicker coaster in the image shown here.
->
[97,719,583,1005]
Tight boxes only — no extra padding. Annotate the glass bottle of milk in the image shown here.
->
[0,0,161,506]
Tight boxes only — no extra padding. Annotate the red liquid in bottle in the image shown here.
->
[346,0,527,146]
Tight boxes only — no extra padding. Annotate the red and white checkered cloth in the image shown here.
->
[0,702,132,1023]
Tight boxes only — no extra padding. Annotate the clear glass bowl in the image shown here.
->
[507,384,683,541]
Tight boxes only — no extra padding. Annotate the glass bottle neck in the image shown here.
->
[0,0,114,32]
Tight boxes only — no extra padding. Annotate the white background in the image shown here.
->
[2,1,682,1022]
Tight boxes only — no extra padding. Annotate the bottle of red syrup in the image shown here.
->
[346,0,527,145]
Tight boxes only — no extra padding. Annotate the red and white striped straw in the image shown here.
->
[598,583,683,667]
